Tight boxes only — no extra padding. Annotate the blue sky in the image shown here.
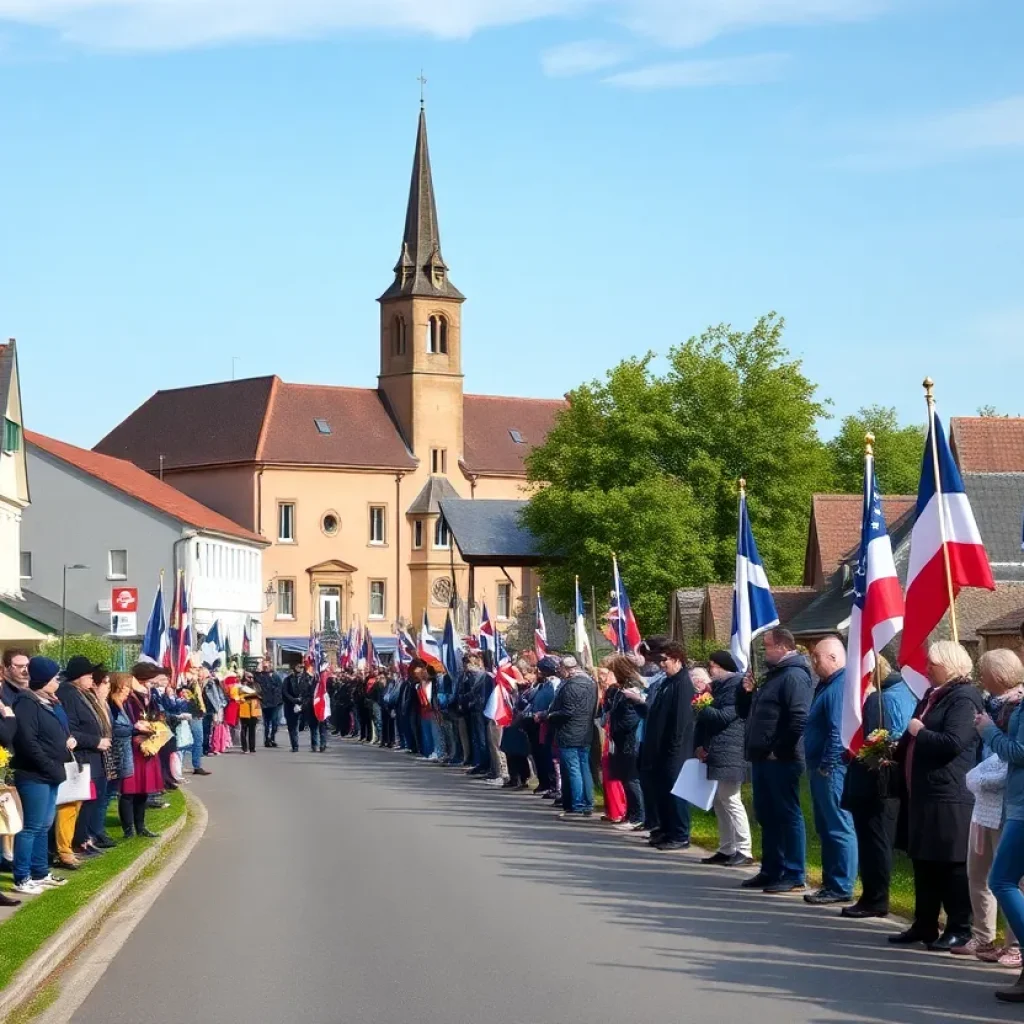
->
[1,0,1022,449]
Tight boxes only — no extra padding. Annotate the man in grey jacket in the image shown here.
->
[541,656,598,820]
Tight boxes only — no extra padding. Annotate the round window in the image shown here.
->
[322,512,340,536]
[431,577,453,607]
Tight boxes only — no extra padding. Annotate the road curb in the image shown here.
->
[0,789,206,1024]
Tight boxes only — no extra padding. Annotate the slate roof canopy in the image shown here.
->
[407,475,459,515]
[438,499,554,566]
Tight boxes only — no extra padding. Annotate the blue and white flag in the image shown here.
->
[730,489,779,673]
[139,577,167,665]
[574,577,593,671]
[201,620,223,671]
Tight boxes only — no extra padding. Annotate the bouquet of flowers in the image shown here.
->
[0,745,10,783]
[856,728,896,771]
[691,692,714,713]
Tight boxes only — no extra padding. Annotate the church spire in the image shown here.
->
[380,106,464,302]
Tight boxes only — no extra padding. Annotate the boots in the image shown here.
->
[996,968,1024,1003]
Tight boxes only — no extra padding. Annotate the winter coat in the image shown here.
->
[255,671,284,709]
[11,689,71,785]
[57,682,106,783]
[736,652,813,763]
[463,670,489,714]
[804,668,847,773]
[109,701,135,779]
[896,678,983,862]
[283,672,313,709]
[0,713,15,749]
[982,700,1024,823]
[693,671,747,783]
[546,672,598,749]
[606,687,643,781]
[638,668,694,779]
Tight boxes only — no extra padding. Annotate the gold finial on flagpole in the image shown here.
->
[923,376,935,401]
[739,477,746,496]
[865,432,875,456]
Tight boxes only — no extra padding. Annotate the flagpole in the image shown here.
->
[923,377,959,643]
[590,584,599,655]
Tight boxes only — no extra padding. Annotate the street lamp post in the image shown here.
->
[61,564,88,666]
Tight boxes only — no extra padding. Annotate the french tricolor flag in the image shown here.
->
[535,591,549,661]
[898,412,994,696]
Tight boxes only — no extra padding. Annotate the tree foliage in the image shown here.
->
[522,313,831,633]
[827,405,924,495]
[39,634,116,668]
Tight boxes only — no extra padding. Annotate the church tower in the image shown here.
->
[378,105,465,466]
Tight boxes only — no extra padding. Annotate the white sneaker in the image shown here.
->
[613,821,639,832]
[13,879,44,895]
[485,776,507,787]
[36,873,67,888]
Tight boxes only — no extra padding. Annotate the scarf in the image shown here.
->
[81,685,112,739]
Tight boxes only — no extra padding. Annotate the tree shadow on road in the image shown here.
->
[322,741,1017,1024]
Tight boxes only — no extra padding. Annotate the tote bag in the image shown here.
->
[175,720,194,750]
[0,786,23,836]
[56,758,92,806]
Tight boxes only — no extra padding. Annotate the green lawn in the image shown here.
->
[687,779,914,918]
[0,790,187,992]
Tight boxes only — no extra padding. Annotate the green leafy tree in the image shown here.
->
[827,406,924,495]
[522,313,830,633]
[39,634,116,668]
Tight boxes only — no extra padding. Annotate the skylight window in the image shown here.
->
[314,418,332,435]
[509,429,524,444]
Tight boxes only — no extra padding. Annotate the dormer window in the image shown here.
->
[428,315,448,355]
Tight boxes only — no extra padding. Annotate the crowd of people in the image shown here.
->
[5,624,1024,1005]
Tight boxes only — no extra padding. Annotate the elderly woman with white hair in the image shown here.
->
[890,640,983,951]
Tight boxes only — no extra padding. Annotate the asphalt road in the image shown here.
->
[73,739,1021,1024]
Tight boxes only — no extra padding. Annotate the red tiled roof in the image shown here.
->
[951,418,1024,473]
[462,394,565,476]
[27,431,266,544]
[702,583,817,641]
[805,494,917,585]
[953,585,1024,645]
[256,381,415,469]
[977,604,1024,636]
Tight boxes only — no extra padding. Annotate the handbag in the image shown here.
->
[0,785,23,836]
[175,720,194,749]
[56,758,92,806]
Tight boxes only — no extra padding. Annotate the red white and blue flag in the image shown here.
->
[478,601,496,655]
[484,631,515,727]
[140,575,168,666]
[899,413,994,696]
[418,610,445,673]
[535,591,548,661]
[842,459,905,753]
[165,571,191,683]
[607,555,642,655]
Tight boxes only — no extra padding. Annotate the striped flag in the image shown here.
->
[140,576,167,666]
[574,577,594,671]
[478,601,496,655]
[843,451,905,752]
[608,555,641,654]
[730,486,779,674]
[417,610,445,673]
[899,411,994,696]
[535,590,549,661]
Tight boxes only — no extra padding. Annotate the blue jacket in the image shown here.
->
[804,668,846,772]
[983,703,1024,823]
[864,673,917,741]
[531,678,558,716]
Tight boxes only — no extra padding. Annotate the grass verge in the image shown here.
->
[0,790,186,992]
[687,778,914,918]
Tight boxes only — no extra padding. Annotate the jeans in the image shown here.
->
[307,716,327,750]
[560,746,594,813]
[189,719,205,771]
[87,774,110,839]
[470,713,489,769]
[623,778,645,825]
[752,759,806,884]
[809,767,857,896]
[990,818,1024,947]
[284,705,302,751]
[263,705,282,745]
[13,779,59,883]
[419,716,435,758]
[202,713,214,755]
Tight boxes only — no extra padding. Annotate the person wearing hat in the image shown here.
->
[10,657,74,895]
[695,652,754,867]
[55,655,114,867]
[530,656,562,797]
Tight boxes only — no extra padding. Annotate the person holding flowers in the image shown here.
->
[695,651,753,867]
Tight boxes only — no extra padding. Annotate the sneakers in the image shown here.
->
[951,938,995,958]
[36,873,68,889]
[613,821,639,832]
[978,945,1023,967]
[13,879,44,895]
[484,776,508,787]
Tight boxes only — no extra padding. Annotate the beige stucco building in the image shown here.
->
[95,107,563,655]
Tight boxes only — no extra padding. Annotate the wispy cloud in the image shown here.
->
[0,0,899,51]
[604,51,788,89]
[542,39,631,77]
[842,94,1024,168]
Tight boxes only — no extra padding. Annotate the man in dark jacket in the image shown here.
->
[736,627,813,894]
[639,642,694,850]
[635,636,668,837]
[255,660,284,747]
[695,651,753,866]
[282,666,313,753]
[462,655,490,776]
[542,656,598,819]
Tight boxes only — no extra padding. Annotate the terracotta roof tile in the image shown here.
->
[954,585,1024,645]
[462,394,565,477]
[952,418,1024,473]
[807,494,917,584]
[702,583,816,642]
[27,431,266,545]
[977,604,1024,637]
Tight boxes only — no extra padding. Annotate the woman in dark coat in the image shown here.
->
[605,655,645,829]
[501,666,536,789]
[694,651,753,866]
[891,640,983,950]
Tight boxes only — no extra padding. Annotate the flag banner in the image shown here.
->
[730,489,779,674]
[843,458,905,753]
[140,577,167,666]
[418,610,445,673]
[478,601,496,654]
[200,620,223,671]
[442,608,463,681]
[574,578,594,671]
[535,592,548,661]
[899,411,994,695]
[608,556,641,654]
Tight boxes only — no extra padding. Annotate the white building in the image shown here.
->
[0,340,28,601]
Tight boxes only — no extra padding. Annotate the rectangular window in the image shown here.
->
[497,582,511,620]
[430,448,447,474]
[107,549,127,580]
[369,580,386,619]
[369,505,386,544]
[2,418,21,454]
[19,551,31,579]
[277,502,295,542]
[276,579,295,618]
[433,516,450,550]
[413,519,424,549]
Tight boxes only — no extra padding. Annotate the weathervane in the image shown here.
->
[418,70,427,108]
